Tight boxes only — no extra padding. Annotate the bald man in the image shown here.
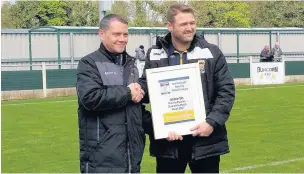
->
[260,44,274,62]
[271,42,283,58]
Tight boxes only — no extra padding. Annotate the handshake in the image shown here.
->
[128,83,145,103]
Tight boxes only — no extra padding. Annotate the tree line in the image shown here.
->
[2,1,304,29]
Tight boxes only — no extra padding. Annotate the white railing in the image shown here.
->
[1,63,78,97]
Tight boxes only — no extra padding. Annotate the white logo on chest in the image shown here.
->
[105,72,117,75]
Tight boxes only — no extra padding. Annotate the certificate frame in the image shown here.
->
[146,63,206,139]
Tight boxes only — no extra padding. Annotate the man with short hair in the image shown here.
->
[260,44,274,62]
[76,14,146,173]
[138,4,235,173]
[271,42,283,58]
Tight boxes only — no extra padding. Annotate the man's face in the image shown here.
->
[98,20,128,54]
[275,44,280,49]
[265,45,270,52]
[168,12,196,44]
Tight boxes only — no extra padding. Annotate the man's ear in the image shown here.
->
[98,29,105,41]
[167,22,172,32]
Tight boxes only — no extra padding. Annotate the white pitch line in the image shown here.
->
[238,84,304,91]
[1,99,77,106]
[222,157,304,173]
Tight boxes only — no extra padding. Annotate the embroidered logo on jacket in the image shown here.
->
[150,48,168,60]
[105,72,117,75]
[153,50,165,56]
[198,60,205,73]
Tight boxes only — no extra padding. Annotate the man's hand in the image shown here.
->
[167,132,183,141]
[190,122,214,137]
[128,83,144,103]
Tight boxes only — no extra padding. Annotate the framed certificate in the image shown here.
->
[146,63,206,139]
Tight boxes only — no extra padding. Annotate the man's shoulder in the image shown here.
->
[196,37,220,51]
[80,49,104,63]
[195,38,223,59]
[147,45,162,51]
[146,45,167,61]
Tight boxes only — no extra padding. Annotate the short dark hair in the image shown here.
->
[99,14,128,30]
[139,45,144,49]
[167,4,195,23]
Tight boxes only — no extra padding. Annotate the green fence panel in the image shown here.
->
[228,63,250,78]
[1,62,304,91]
[1,70,42,91]
[46,69,77,89]
[285,61,304,75]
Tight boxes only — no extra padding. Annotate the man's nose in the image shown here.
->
[185,24,193,31]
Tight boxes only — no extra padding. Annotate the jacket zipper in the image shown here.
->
[97,116,99,142]
[121,62,132,173]
[127,142,132,173]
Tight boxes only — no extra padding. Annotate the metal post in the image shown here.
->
[42,62,47,98]
[269,31,272,48]
[70,32,74,69]
[57,30,61,69]
[150,33,153,47]
[277,32,280,44]
[249,56,253,85]
[282,55,286,83]
[99,1,112,21]
[236,31,240,63]
[99,11,106,22]
[28,31,33,71]
[217,32,221,49]
[99,1,105,21]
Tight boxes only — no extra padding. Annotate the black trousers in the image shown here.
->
[156,136,220,173]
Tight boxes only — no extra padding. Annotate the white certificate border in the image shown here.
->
[146,63,205,139]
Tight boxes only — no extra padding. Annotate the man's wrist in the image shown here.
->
[206,118,218,129]
[126,87,132,101]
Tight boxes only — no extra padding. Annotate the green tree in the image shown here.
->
[67,1,99,26]
[9,1,41,28]
[107,1,129,20]
[131,1,149,27]
[145,0,183,26]
[36,1,71,26]
[6,1,71,28]
[2,0,304,28]
[1,2,14,28]
[250,1,304,27]
[189,1,251,28]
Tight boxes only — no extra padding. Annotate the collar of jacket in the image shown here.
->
[156,32,198,53]
[98,42,133,66]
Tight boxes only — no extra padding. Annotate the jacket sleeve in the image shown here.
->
[142,104,153,135]
[76,58,132,111]
[260,49,267,57]
[207,48,235,126]
[138,48,153,103]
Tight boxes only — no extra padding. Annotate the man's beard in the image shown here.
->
[174,33,193,44]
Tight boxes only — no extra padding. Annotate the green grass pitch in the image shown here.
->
[2,83,304,172]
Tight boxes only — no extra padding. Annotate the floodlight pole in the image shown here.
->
[98,1,107,21]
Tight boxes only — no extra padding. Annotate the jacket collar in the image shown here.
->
[98,42,133,66]
[156,32,198,53]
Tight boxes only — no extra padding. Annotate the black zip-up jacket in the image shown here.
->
[76,43,145,173]
[138,33,235,160]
